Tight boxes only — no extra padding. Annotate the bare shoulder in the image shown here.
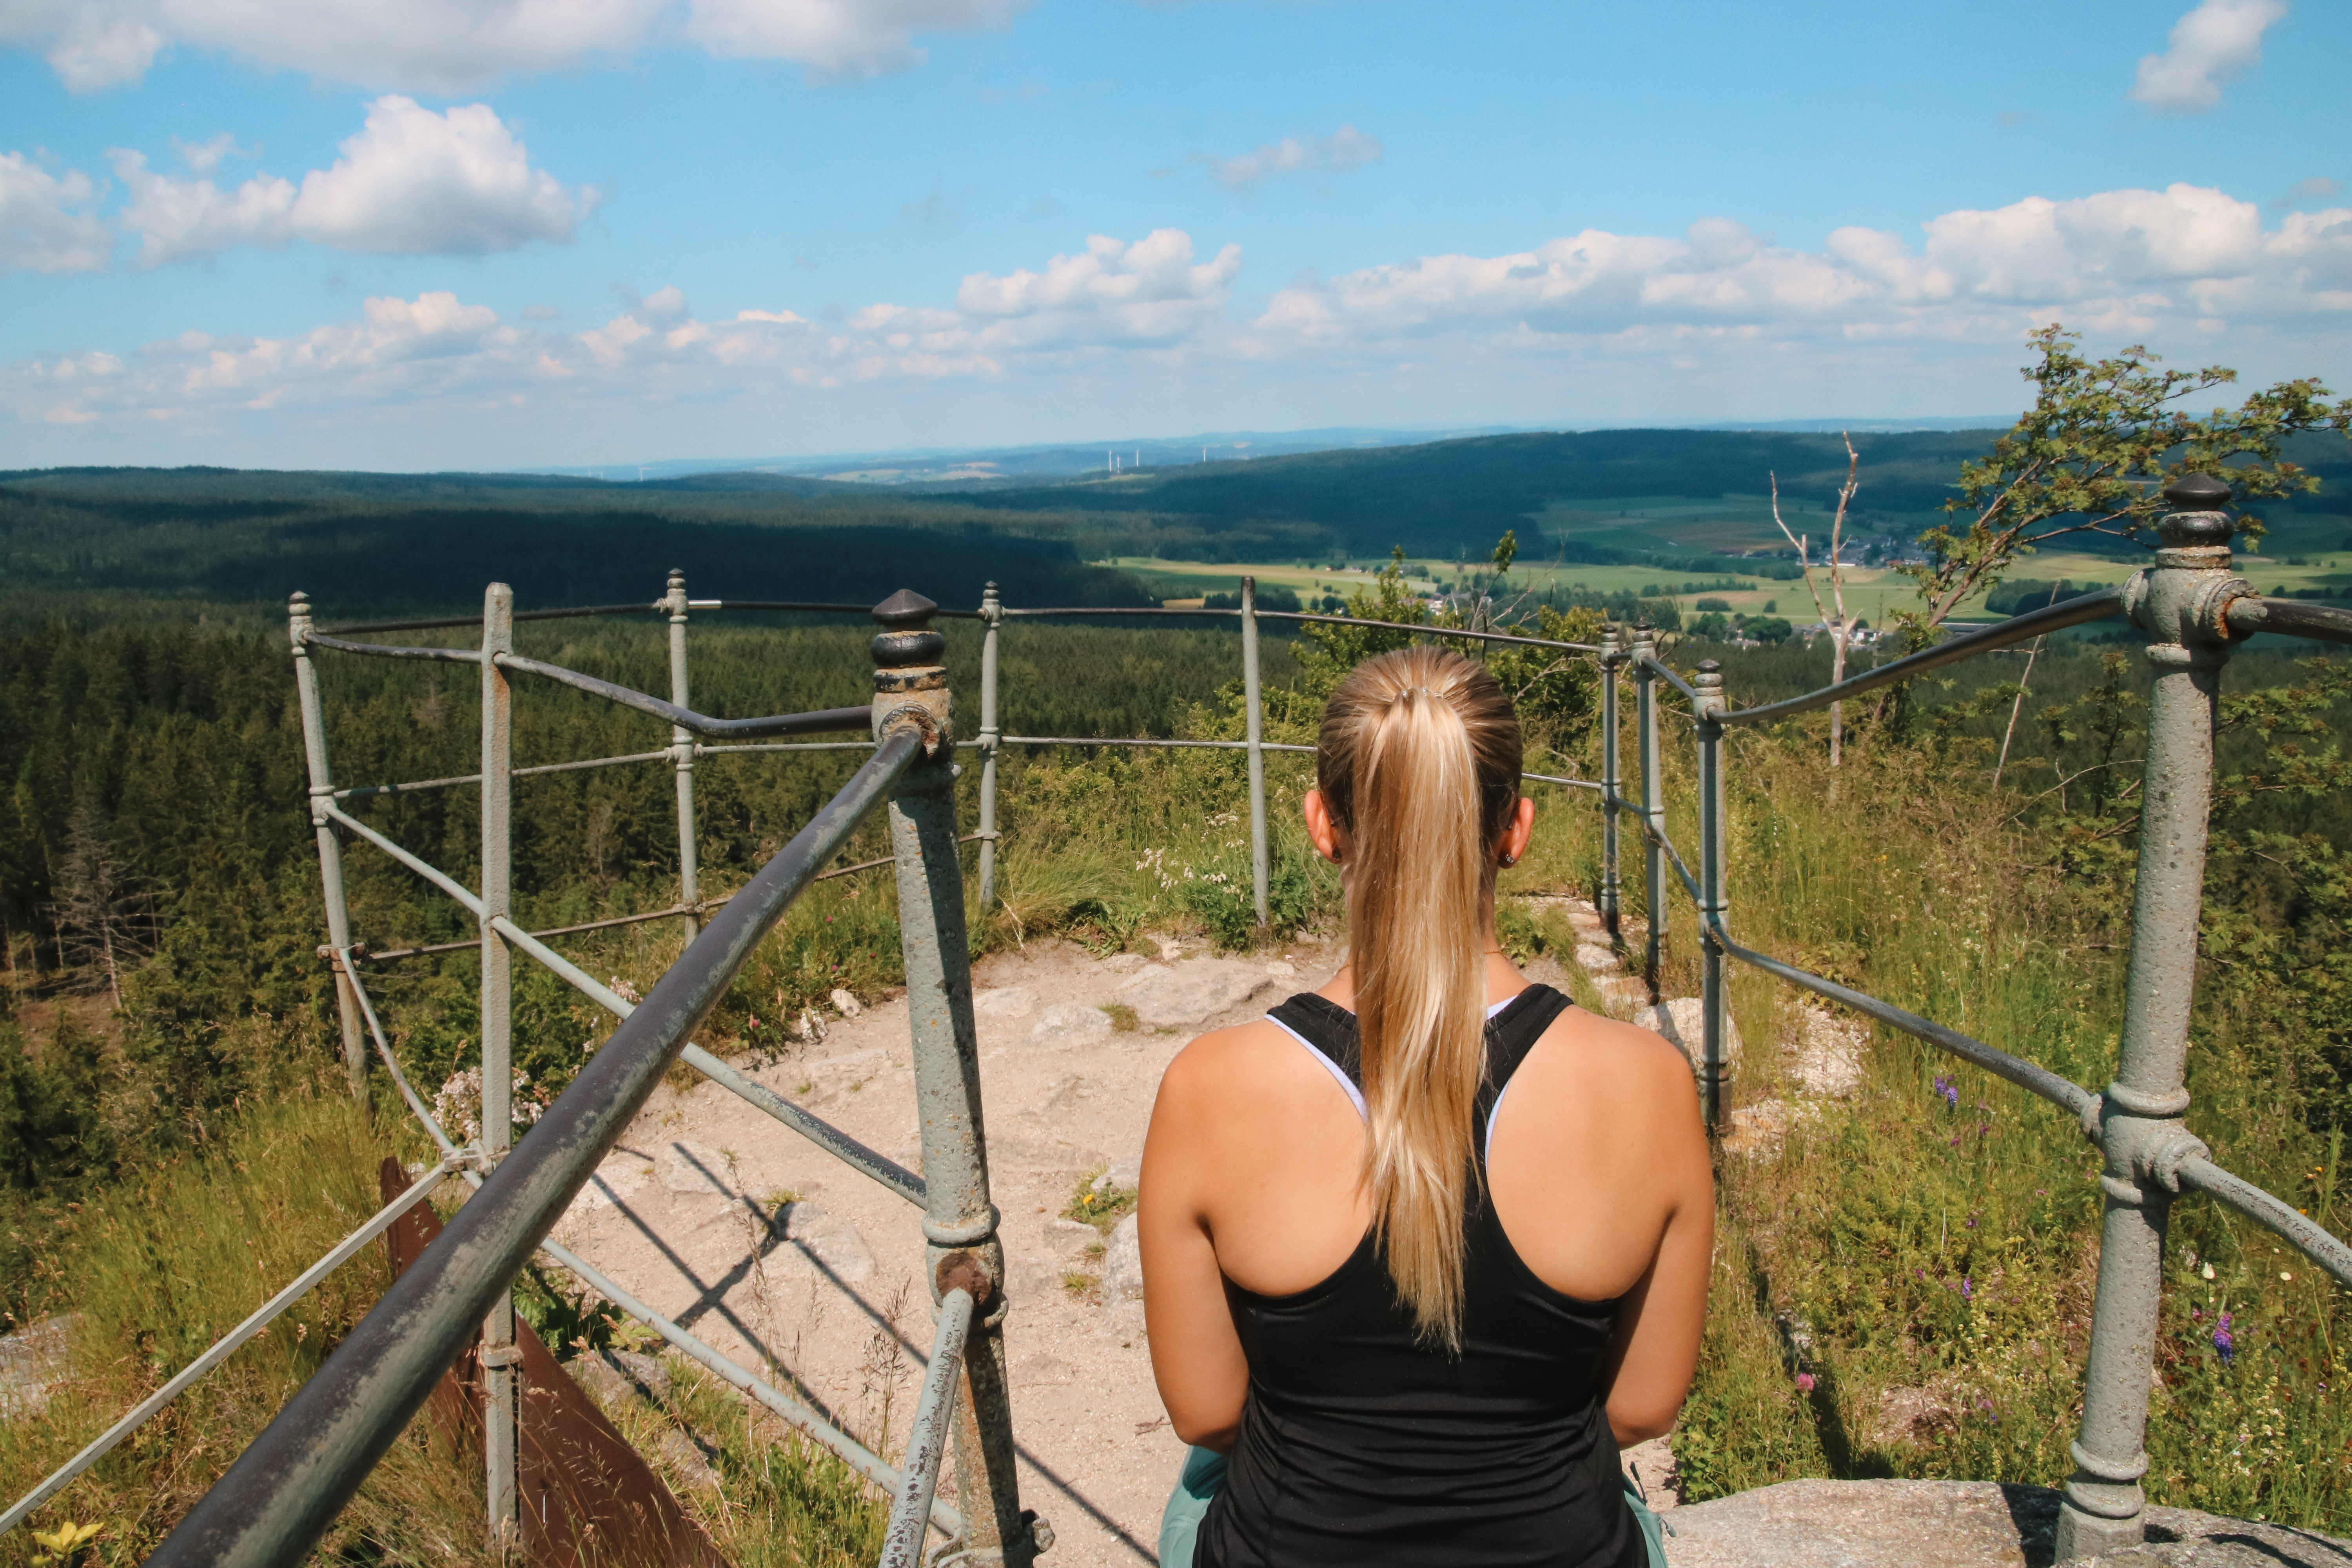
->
[1157,1016,1326,1114]
[1529,1005,1702,1116]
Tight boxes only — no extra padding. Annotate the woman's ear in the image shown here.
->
[1499,796,1535,867]
[1302,789,1347,864]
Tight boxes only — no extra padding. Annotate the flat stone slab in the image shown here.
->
[1116,958,1272,1029]
[1664,1480,2352,1568]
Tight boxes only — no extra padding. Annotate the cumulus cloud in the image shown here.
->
[0,152,111,273]
[1251,184,2352,355]
[684,0,1025,79]
[2129,0,2286,114]
[0,0,1025,92]
[111,96,596,265]
[1197,125,1381,190]
[12,191,2352,437]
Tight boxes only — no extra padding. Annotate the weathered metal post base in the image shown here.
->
[873,589,1042,1566]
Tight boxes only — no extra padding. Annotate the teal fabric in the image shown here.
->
[1158,1446,1227,1568]
[1621,1474,1670,1568]
[1157,1443,1670,1567]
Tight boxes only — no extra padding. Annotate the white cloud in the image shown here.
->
[1198,124,1382,190]
[11,190,2352,443]
[0,152,111,273]
[2129,0,2286,114]
[0,0,1025,92]
[1254,184,2352,354]
[111,96,596,264]
[684,0,1025,79]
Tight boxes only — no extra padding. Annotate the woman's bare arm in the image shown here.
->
[1139,1034,1253,1451]
[1597,1046,1715,1445]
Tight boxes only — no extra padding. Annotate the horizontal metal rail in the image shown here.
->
[323,802,485,916]
[1636,652,1703,705]
[1601,789,1704,906]
[878,1287,976,1568]
[150,730,927,1566]
[2226,594,2352,646]
[494,651,870,739]
[344,959,458,1157]
[678,1045,927,1207]
[1716,588,2127,727]
[0,1157,462,1538]
[1000,735,1315,754]
[345,963,955,1531]
[699,740,882,755]
[1705,914,2098,1119]
[998,605,1239,618]
[1257,609,1603,653]
[475,899,931,1208]
[531,1231,960,1535]
[2175,1158,2352,1289]
[1526,771,1604,792]
[320,604,666,635]
[338,748,674,801]
[356,833,987,962]
[304,632,482,663]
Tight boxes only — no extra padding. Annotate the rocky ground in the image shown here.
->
[543,898,1756,1564]
[7,897,2324,1565]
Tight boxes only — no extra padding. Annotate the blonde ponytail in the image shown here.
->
[1316,646,1524,1350]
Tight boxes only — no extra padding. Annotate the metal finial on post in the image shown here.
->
[666,568,700,939]
[2054,474,2244,1561]
[1630,621,1666,998]
[1597,623,1624,938]
[476,581,519,1543]
[1241,575,1271,928]
[977,582,1003,913]
[1693,658,1730,1134]
[870,590,1040,1565]
[288,593,370,1104]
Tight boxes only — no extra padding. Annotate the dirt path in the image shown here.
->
[553,935,1341,1565]
[549,906,1764,1563]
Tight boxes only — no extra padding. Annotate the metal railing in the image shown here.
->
[17,472,2352,1563]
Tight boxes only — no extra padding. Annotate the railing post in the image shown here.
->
[870,590,1042,1566]
[1693,658,1729,1134]
[666,568,701,939]
[1241,575,1270,928]
[477,581,519,1544]
[1598,622,1624,939]
[2054,474,2242,1561]
[977,582,1003,913]
[1631,622,1666,998]
[287,593,369,1105]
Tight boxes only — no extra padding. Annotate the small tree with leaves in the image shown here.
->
[1903,324,2350,630]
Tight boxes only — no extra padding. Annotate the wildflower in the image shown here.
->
[2202,1262,2216,1281]
[1795,1372,1815,1393]
[2214,1312,2236,1367]
[1961,1276,1973,1301]
[1934,1073,1957,1109]
[2281,1272,2294,1283]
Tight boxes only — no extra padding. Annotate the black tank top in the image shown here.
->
[1194,985,1642,1568]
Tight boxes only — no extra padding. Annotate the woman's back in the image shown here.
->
[1140,645,1712,1567]
[1142,963,1712,1567]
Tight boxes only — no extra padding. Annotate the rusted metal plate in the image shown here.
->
[380,1160,729,1568]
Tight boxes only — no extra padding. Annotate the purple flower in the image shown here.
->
[1935,1074,1958,1110]
[1795,1372,1816,1394]
[2214,1312,2236,1366]
[1961,1276,1973,1301]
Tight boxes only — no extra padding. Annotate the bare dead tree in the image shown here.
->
[1771,433,1862,766]
[45,803,154,1011]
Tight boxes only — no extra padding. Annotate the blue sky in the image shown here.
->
[2,0,2346,470]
